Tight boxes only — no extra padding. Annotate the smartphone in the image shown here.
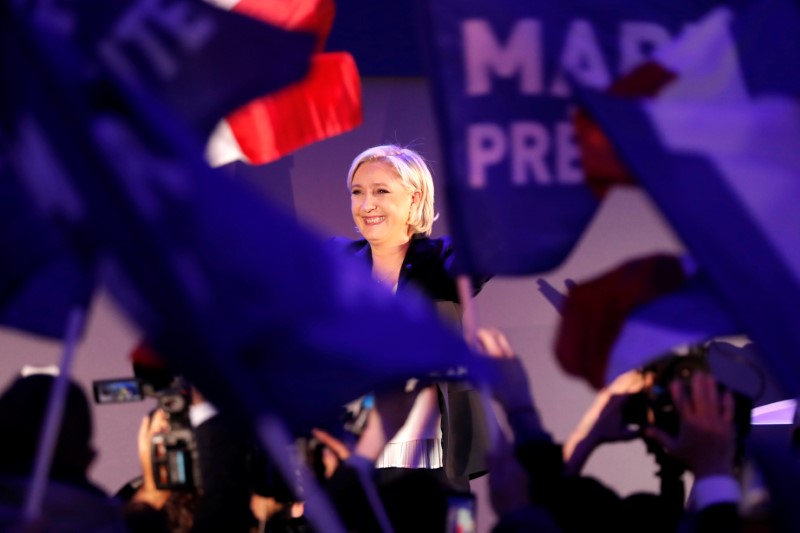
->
[446,495,476,533]
[92,378,144,404]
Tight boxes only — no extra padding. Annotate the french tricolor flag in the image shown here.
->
[577,0,800,191]
[550,254,740,388]
[576,0,800,396]
[205,0,362,166]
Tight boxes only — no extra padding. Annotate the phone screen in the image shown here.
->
[92,378,143,404]
[446,495,476,533]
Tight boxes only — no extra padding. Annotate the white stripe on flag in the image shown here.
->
[605,275,740,385]
[655,7,748,103]
[752,398,797,425]
[205,119,248,167]
[203,0,241,11]
[647,96,800,282]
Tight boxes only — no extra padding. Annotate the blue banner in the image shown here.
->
[420,0,736,275]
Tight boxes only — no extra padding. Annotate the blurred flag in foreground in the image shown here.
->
[205,0,362,166]
[2,0,482,436]
[553,255,739,388]
[0,177,93,339]
[0,0,317,339]
[576,0,800,396]
[70,0,317,140]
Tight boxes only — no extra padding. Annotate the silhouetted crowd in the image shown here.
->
[0,329,789,532]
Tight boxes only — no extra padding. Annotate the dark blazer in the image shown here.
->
[330,235,483,315]
[331,235,491,485]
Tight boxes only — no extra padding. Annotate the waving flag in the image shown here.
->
[0,0,317,338]
[205,0,362,166]
[551,255,739,388]
[576,0,800,187]
[3,0,484,437]
[206,52,362,166]
[577,0,800,397]
[71,0,316,140]
[418,0,731,275]
[603,280,740,386]
[0,176,92,339]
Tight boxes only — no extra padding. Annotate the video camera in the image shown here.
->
[92,368,201,492]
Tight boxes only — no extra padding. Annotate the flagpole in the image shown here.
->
[457,275,478,346]
[22,307,85,525]
[457,275,507,492]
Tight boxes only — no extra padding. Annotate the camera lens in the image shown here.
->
[160,394,187,413]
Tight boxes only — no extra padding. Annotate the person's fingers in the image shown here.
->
[311,428,351,460]
[608,370,645,395]
[150,409,169,434]
[692,372,718,419]
[669,379,690,417]
[495,331,515,357]
[476,327,505,358]
[137,416,153,473]
[476,327,517,358]
[320,447,340,479]
[720,388,735,425]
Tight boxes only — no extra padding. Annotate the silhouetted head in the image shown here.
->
[0,374,95,483]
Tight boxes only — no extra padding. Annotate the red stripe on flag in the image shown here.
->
[574,109,633,198]
[575,61,677,198]
[609,61,677,98]
[226,52,362,165]
[229,0,335,50]
[555,255,687,389]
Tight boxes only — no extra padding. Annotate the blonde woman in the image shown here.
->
[331,144,489,491]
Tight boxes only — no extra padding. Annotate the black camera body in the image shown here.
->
[622,347,752,445]
[93,374,201,492]
[148,377,202,492]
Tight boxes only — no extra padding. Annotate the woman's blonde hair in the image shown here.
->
[346,144,437,236]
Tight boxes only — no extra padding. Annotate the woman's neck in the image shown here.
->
[370,239,411,287]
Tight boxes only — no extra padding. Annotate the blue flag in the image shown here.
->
[3,0,485,435]
[419,0,742,275]
[71,0,316,138]
[0,174,93,339]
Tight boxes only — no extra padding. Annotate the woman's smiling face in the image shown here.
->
[350,161,419,247]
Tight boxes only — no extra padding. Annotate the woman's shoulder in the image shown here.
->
[406,236,490,296]
[407,236,454,259]
[402,236,458,300]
